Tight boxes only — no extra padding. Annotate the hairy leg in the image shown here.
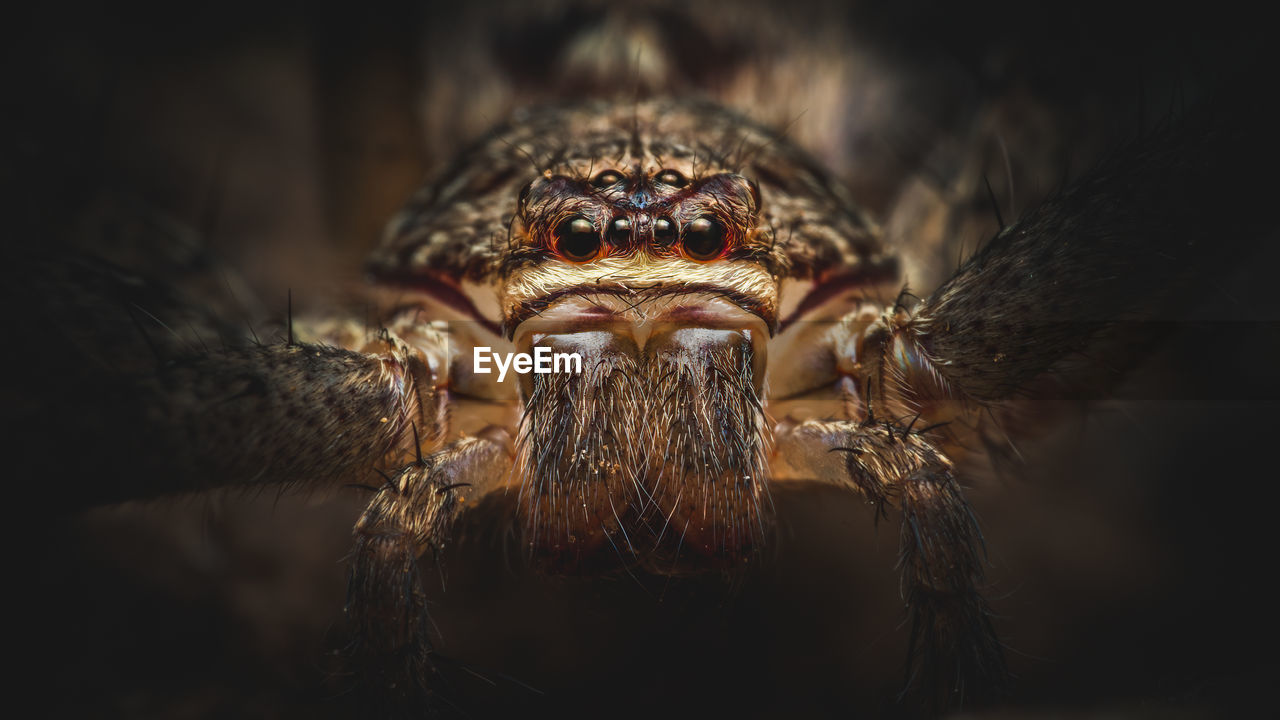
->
[766,87,1280,712]
[870,95,1278,415]
[19,249,454,508]
[344,428,513,711]
[774,418,1004,709]
[25,251,524,711]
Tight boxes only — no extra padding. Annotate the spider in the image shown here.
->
[16,1,1279,718]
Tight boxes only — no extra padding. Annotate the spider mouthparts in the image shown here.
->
[510,292,773,574]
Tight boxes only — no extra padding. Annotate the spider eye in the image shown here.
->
[555,216,602,261]
[591,170,623,188]
[656,170,686,187]
[609,216,631,244]
[653,216,677,245]
[682,216,726,260]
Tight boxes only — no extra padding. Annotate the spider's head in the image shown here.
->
[368,99,897,573]
[503,159,777,384]
[503,162,777,331]
[369,99,893,332]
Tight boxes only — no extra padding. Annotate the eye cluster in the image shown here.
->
[552,212,728,263]
[550,167,730,263]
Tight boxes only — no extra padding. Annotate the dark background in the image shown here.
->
[7,1,1280,717]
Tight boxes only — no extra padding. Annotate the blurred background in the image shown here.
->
[8,0,1279,716]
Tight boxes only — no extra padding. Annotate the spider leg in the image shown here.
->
[774,418,1004,710]
[79,326,447,506]
[30,252,522,709]
[343,428,513,712]
[768,87,1279,712]
[24,249,454,509]
[792,91,1280,476]
[874,95,1277,412]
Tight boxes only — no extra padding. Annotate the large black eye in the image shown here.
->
[555,216,601,261]
[682,216,726,260]
[591,170,623,188]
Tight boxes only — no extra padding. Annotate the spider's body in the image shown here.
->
[16,3,1279,717]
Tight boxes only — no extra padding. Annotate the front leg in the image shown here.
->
[344,427,513,713]
[776,418,1004,710]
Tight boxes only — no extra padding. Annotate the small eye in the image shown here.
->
[656,170,686,187]
[555,216,602,261]
[682,216,726,260]
[591,170,623,188]
[653,216,676,245]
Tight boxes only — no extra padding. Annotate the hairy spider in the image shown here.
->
[15,1,1279,718]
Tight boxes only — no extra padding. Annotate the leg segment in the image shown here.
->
[343,429,513,711]
[28,255,453,509]
[14,247,464,509]
[881,99,1278,408]
[775,418,1004,709]
[62,325,449,507]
